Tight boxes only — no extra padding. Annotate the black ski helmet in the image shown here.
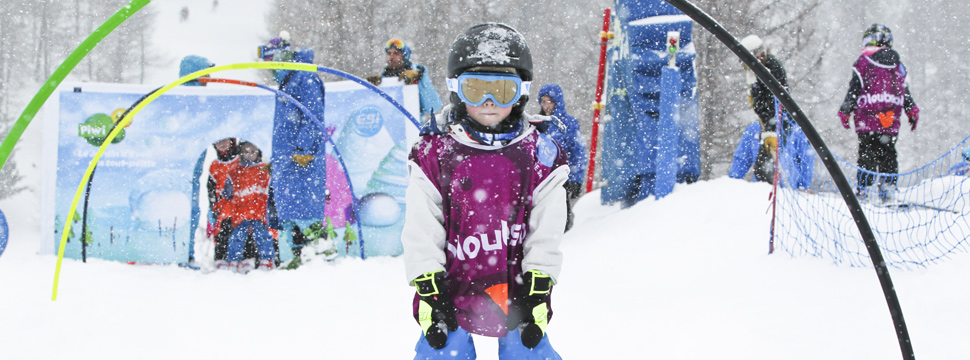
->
[447,23,533,81]
[447,23,533,130]
[862,23,893,48]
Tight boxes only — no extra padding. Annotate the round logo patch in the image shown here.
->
[351,105,384,138]
[536,134,558,167]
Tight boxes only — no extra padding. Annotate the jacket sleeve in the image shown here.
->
[523,165,568,284]
[292,75,326,155]
[416,64,443,116]
[903,86,916,113]
[401,159,448,284]
[839,70,862,115]
[565,115,588,182]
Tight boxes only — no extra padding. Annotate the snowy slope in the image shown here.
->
[1,1,969,359]
[2,180,969,359]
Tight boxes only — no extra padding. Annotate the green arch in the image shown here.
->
[0,0,151,171]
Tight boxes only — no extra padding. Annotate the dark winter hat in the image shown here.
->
[447,23,533,81]
[213,137,238,161]
[384,38,412,61]
[862,24,893,48]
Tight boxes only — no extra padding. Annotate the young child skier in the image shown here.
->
[838,24,920,201]
[208,137,238,270]
[402,23,568,359]
[224,141,276,273]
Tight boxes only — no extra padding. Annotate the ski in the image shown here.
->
[883,202,960,214]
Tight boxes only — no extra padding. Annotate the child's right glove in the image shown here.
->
[414,271,458,349]
[517,270,553,349]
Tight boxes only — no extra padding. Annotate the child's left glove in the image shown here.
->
[906,105,919,131]
[516,270,553,349]
[414,271,458,350]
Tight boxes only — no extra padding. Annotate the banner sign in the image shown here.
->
[42,79,418,264]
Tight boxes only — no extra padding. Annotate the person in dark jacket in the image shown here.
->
[261,34,329,265]
[740,35,788,183]
[838,24,919,201]
[537,84,587,231]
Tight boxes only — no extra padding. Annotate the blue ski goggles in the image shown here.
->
[447,72,531,107]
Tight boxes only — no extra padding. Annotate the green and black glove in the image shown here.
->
[414,271,458,349]
[517,270,553,349]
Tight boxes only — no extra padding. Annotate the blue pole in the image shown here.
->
[655,66,681,198]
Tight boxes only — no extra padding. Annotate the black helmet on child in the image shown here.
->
[862,23,893,48]
[447,23,533,130]
[448,23,533,81]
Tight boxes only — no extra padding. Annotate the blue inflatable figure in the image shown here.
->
[602,0,701,206]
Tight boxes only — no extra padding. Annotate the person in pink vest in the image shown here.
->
[402,23,567,359]
[838,24,920,202]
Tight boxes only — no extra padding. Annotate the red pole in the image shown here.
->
[586,9,612,194]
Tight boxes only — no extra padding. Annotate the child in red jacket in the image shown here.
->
[225,141,276,273]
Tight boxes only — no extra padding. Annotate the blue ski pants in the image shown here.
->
[413,327,561,360]
[226,220,274,262]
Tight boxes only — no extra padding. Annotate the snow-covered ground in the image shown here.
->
[2,0,969,359]
[4,175,970,359]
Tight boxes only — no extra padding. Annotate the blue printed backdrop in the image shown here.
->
[49,81,418,264]
[54,86,276,263]
[322,81,416,258]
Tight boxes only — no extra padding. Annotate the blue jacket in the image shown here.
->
[179,55,214,86]
[270,47,328,223]
[729,122,762,180]
[413,63,442,117]
[538,84,588,184]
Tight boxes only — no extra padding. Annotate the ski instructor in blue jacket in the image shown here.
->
[537,84,587,231]
[260,33,328,264]
[366,38,443,120]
